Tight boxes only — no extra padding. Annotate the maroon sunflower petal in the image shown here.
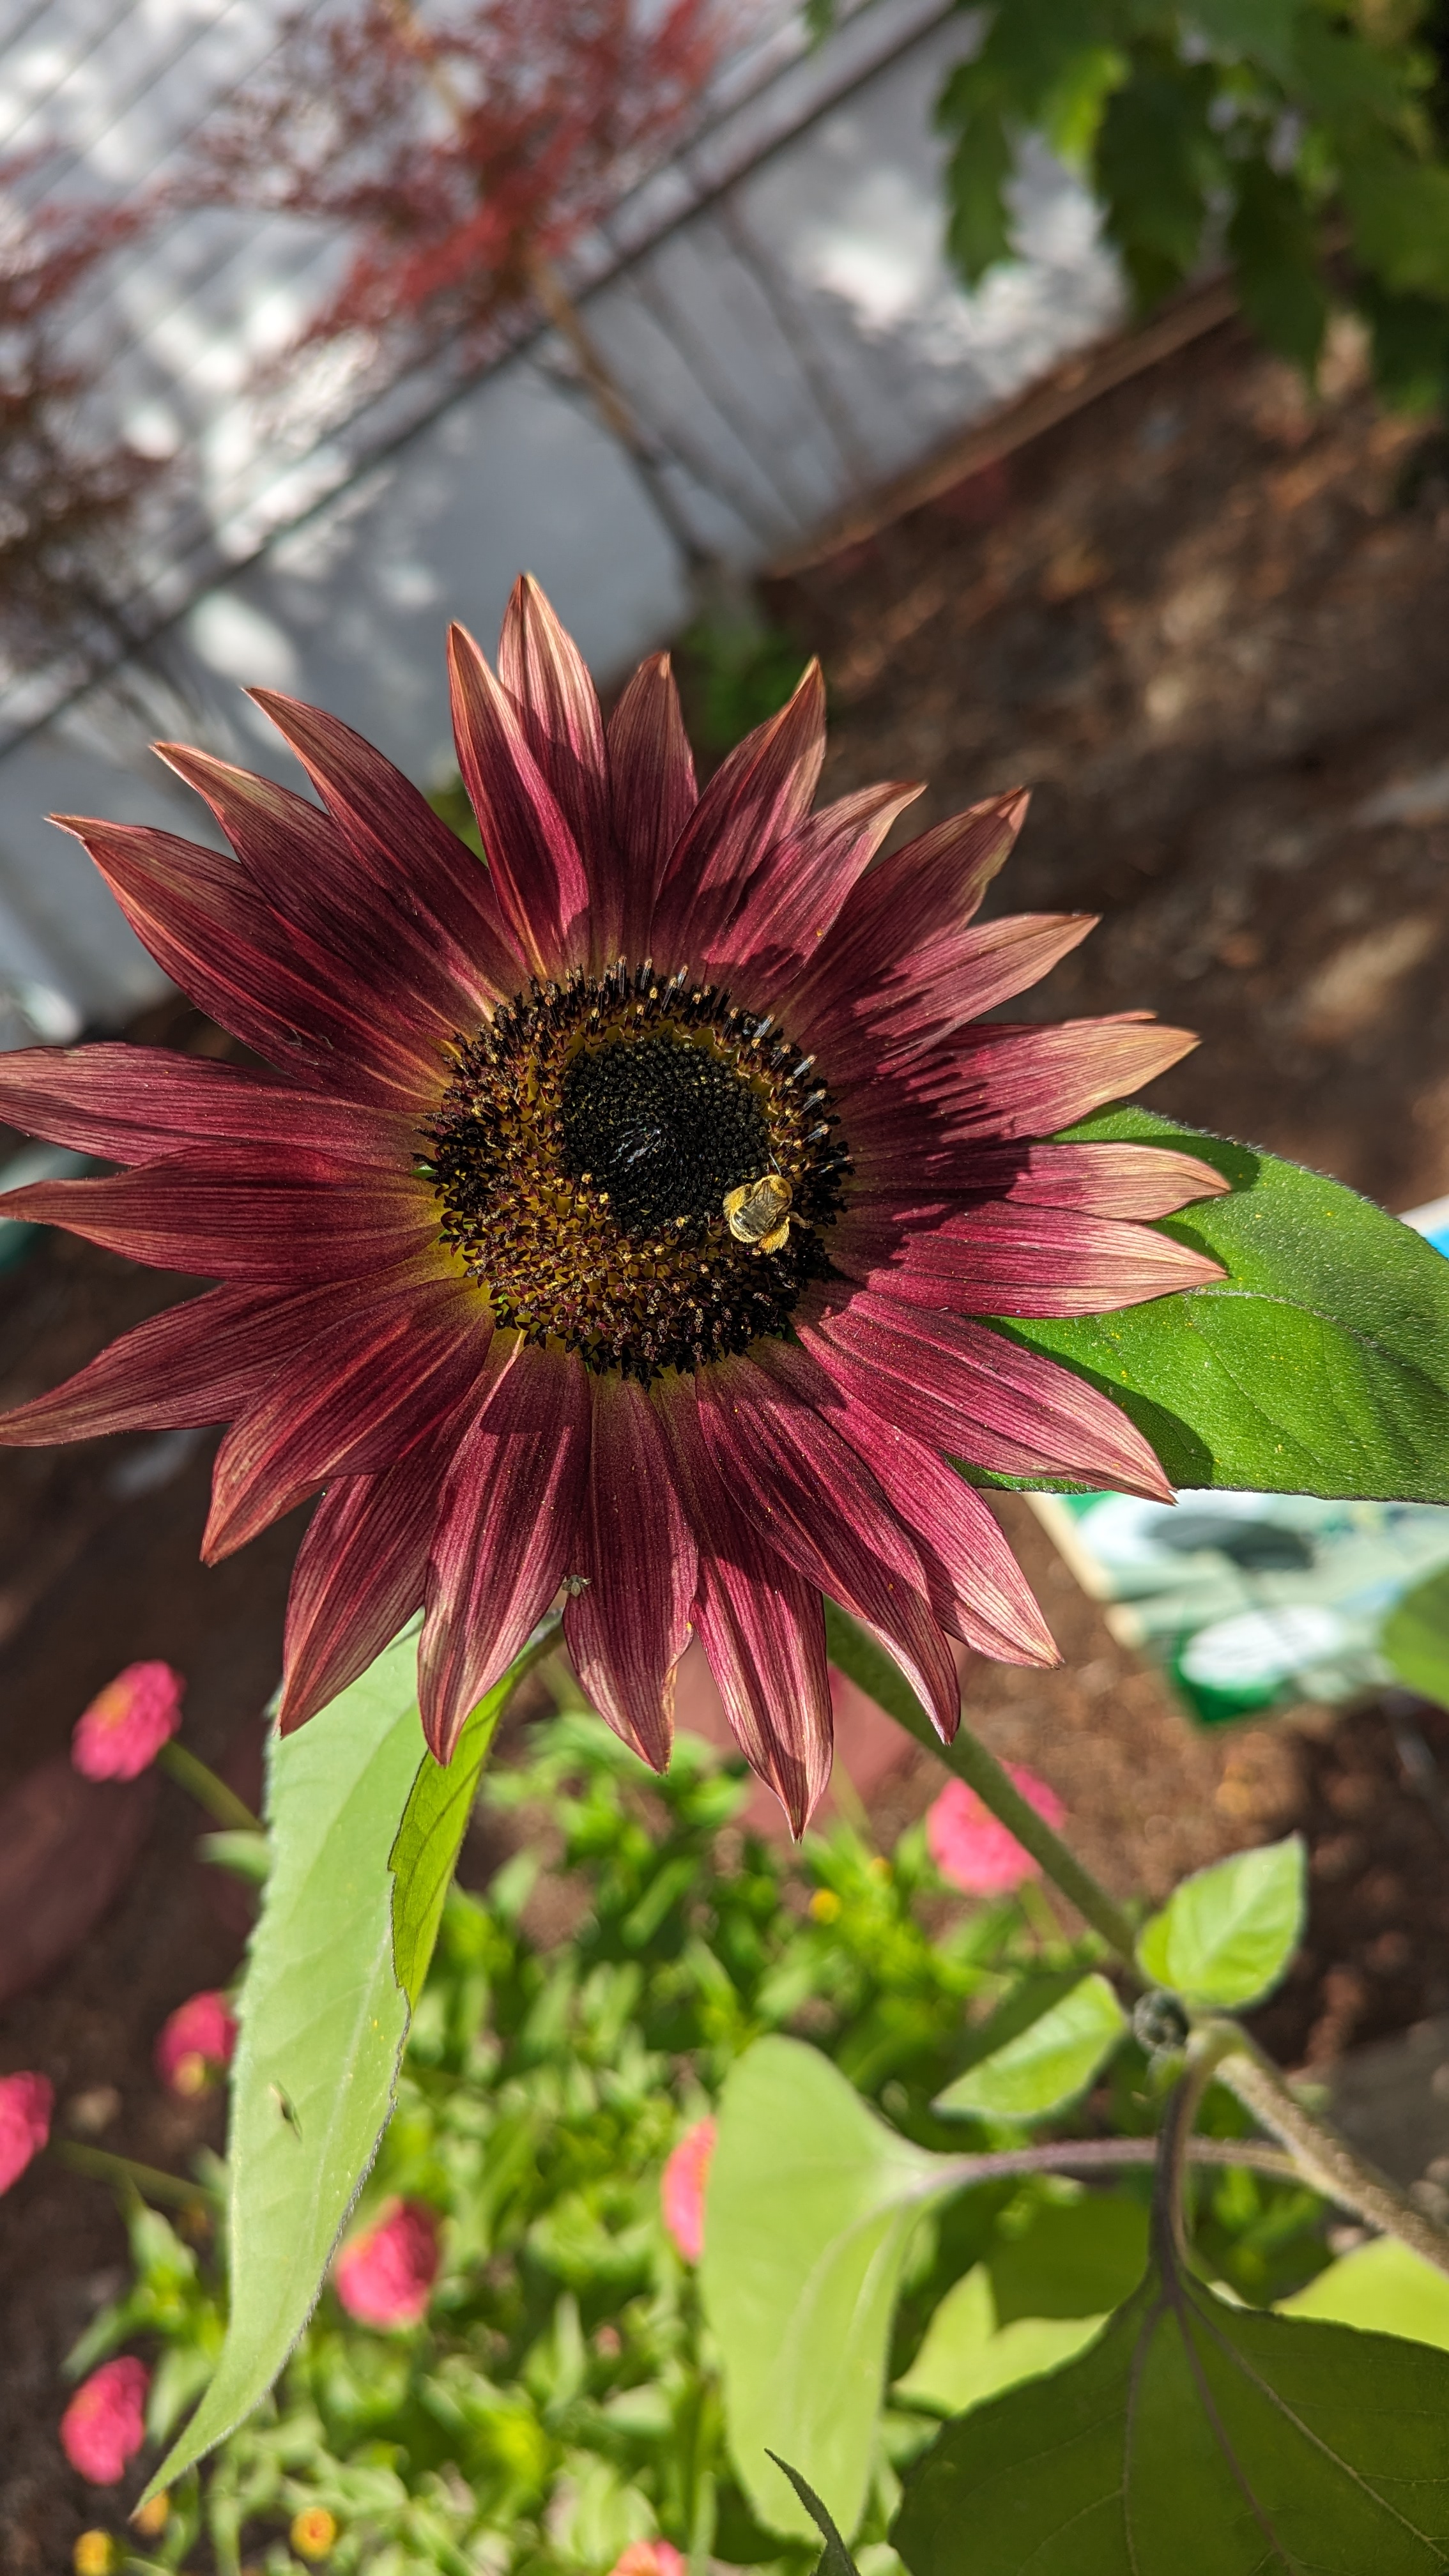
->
[0,1045,404,1167]
[649,662,827,967]
[657,1377,833,1835]
[606,652,696,958]
[695,1356,960,1745]
[907,1138,1231,1220]
[791,789,1027,1040]
[277,1442,444,1735]
[845,1020,1201,1183]
[753,1337,1056,1666]
[808,1288,1173,1499]
[245,691,521,997]
[52,816,441,1105]
[496,576,611,900]
[704,781,923,987]
[203,1278,489,1560]
[447,621,591,977]
[419,1335,591,1761]
[563,1372,696,1772]
[825,916,1098,1078]
[0,1285,277,1446]
[155,741,498,1036]
[852,1204,1223,1318]
[3,1147,434,1283]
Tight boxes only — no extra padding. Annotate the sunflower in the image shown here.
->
[0,579,1224,1828]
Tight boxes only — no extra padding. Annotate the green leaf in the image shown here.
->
[997,1107,1449,1502]
[1380,1563,1449,1707]
[1228,158,1329,378]
[1094,56,1220,305]
[767,2455,864,2576]
[146,1631,425,2493]
[990,2193,1149,2324]
[894,2261,1449,2574]
[702,2035,954,2543]
[1135,1836,1305,2008]
[389,1616,557,2007]
[894,2265,1106,2417]
[1279,2235,1449,2350]
[934,1975,1128,2122]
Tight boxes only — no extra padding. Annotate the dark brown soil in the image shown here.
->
[6,310,1449,2564]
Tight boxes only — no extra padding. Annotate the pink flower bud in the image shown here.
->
[333,2198,440,2327]
[610,2545,686,2576]
[154,1991,237,2098]
[926,1766,1066,1898]
[60,2358,150,2485]
[0,2069,53,2193]
[661,2117,715,2264]
[72,1663,184,1782]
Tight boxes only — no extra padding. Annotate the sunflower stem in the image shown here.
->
[861,1630,1449,2266]
[1204,2021,1449,2276]
[157,1741,261,1834]
[885,1693,1140,1965]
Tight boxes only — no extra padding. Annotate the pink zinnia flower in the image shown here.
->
[71,1662,184,1781]
[334,2197,440,2327]
[926,1765,1067,1897]
[154,1990,237,2097]
[610,2546,686,2576]
[0,2069,53,2193]
[0,580,1224,1830]
[661,2115,715,2263]
[60,2356,150,2484]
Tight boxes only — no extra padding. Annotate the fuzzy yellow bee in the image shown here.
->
[723,1172,793,1255]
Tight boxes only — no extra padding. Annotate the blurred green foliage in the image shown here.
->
[77,1712,1331,2574]
[813,0,1449,409]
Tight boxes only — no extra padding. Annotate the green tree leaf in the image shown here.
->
[1380,1563,1449,1708]
[934,1975,1127,2122]
[146,1632,427,2492]
[1228,157,1329,377]
[894,2260,1449,2574]
[995,1108,1449,1502]
[702,2035,954,2544]
[390,1616,558,2007]
[1135,1836,1305,2008]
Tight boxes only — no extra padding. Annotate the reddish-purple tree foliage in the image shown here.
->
[177,0,734,381]
[0,167,165,684]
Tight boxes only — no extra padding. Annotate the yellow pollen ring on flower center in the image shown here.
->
[422,960,850,1382]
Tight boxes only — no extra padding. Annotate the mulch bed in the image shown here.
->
[5,309,1449,2564]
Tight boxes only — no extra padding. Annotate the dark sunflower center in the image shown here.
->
[560,1032,774,1238]
[422,961,850,1381]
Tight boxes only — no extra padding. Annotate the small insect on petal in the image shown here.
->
[723,1172,793,1253]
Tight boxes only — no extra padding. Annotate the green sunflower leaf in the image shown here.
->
[933,1973,1128,2123]
[390,1613,560,2007]
[1135,1835,1305,2009]
[146,1622,550,2496]
[145,1629,425,2497]
[992,1107,1449,1502]
[702,2035,956,2545]
[893,2260,1449,2575]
